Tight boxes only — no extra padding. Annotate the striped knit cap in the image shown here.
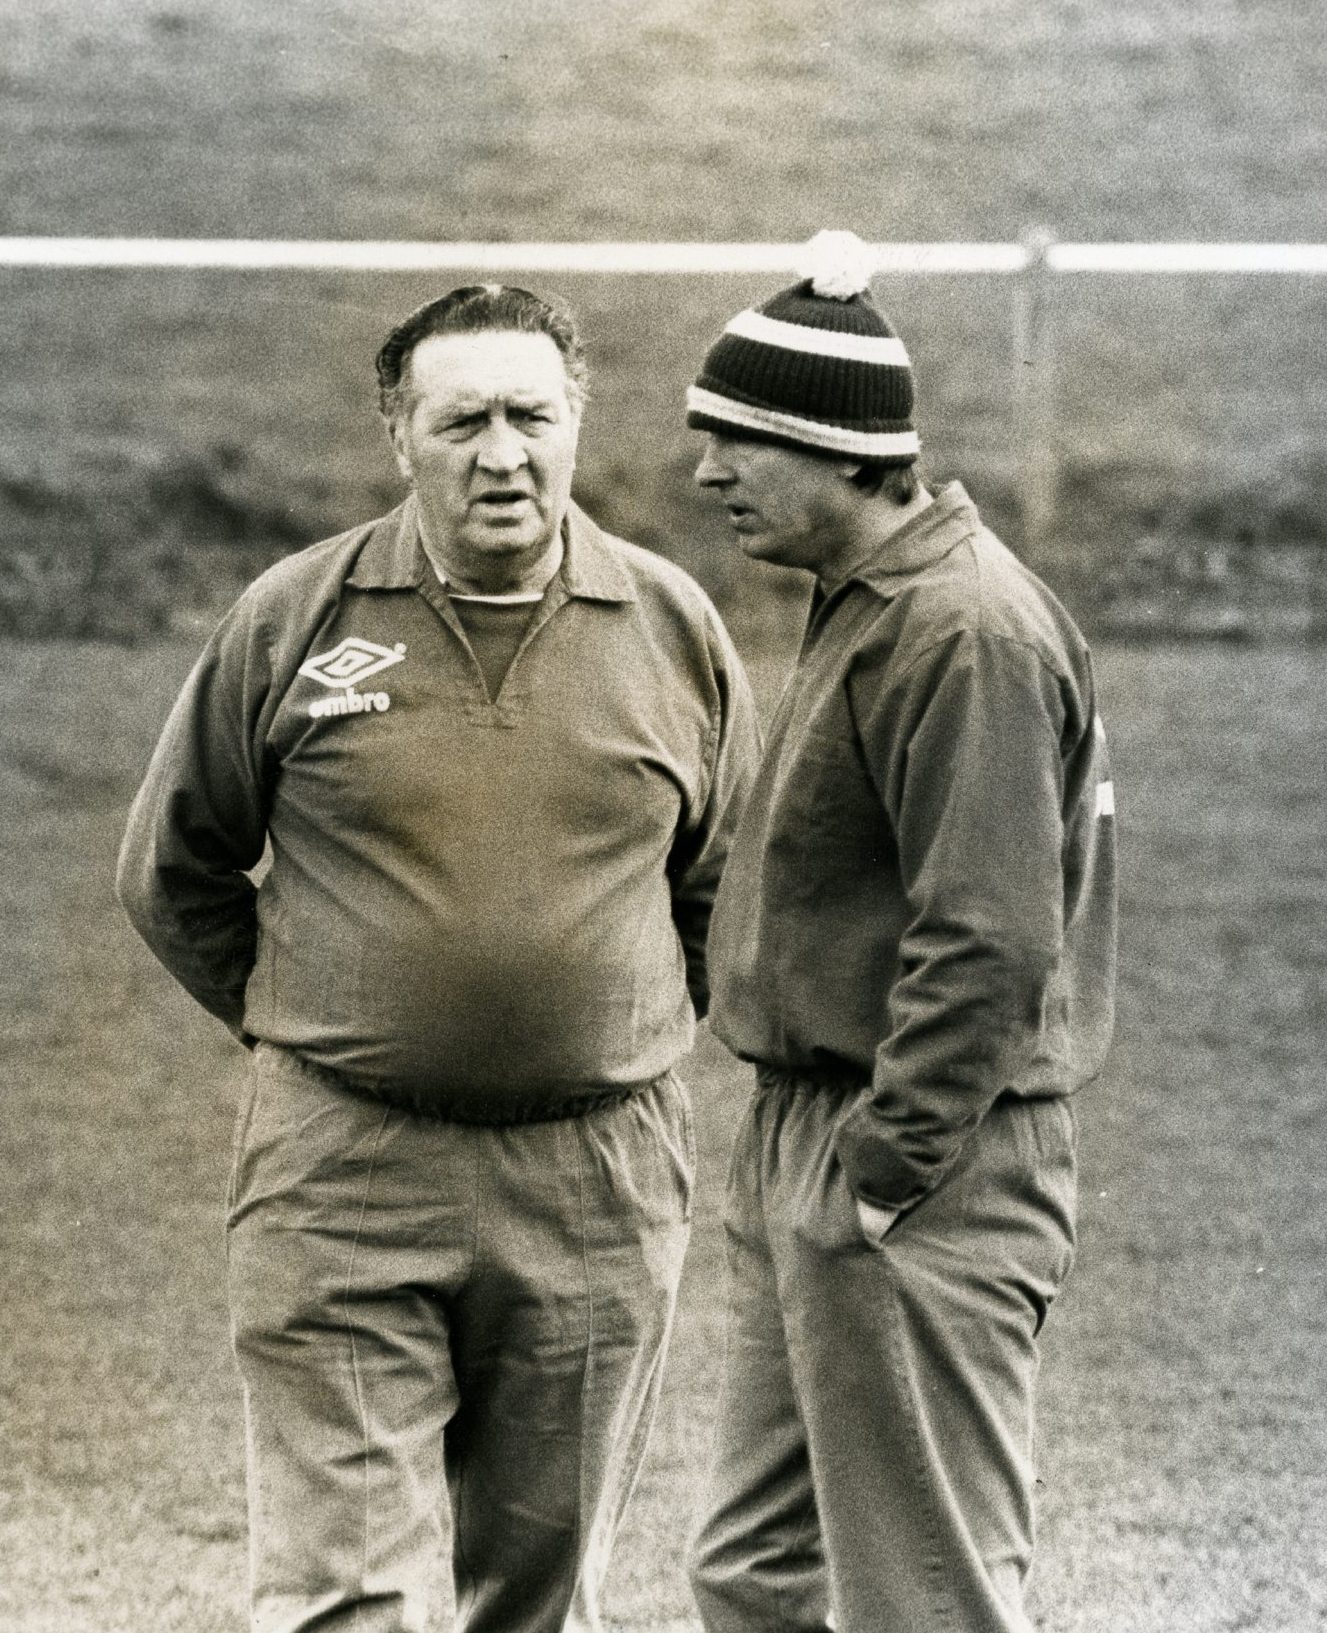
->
[687,230,919,465]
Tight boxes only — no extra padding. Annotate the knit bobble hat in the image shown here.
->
[687,229,920,464]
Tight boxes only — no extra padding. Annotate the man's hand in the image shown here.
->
[855,1197,903,1246]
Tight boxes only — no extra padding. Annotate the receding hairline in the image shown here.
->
[403,326,573,368]
[376,283,589,422]
[389,328,585,421]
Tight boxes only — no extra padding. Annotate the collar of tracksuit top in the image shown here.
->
[338,495,643,737]
[805,480,980,629]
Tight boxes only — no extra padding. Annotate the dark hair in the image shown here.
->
[375,284,588,420]
[849,460,929,504]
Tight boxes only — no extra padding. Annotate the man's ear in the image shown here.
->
[388,417,413,482]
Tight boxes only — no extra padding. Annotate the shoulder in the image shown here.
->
[190,513,392,697]
[210,511,392,654]
[842,494,1100,733]
[889,519,1091,686]
[617,534,726,619]
[575,509,739,654]
[232,516,382,618]
[571,513,754,744]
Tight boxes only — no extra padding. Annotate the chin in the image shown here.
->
[738,533,786,565]
[469,527,543,556]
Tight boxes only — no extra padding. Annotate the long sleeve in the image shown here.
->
[666,613,762,1019]
[835,629,1075,1210]
[116,595,275,1035]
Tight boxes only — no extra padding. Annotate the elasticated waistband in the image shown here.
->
[755,1061,1065,1114]
[754,1063,869,1097]
[264,1044,659,1126]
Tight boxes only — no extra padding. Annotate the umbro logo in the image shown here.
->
[299,637,406,720]
[300,637,406,689]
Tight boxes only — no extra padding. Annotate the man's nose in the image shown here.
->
[694,438,732,488]
[476,416,528,473]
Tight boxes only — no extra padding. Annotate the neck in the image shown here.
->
[816,485,934,590]
[418,523,565,597]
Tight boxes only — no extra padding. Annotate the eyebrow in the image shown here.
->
[433,391,559,414]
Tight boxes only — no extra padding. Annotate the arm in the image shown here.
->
[666,611,762,1019]
[835,630,1071,1211]
[116,594,276,1037]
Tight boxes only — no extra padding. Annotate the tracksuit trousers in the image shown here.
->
[690,1074,1077,1633]
[225,1043,694,1633]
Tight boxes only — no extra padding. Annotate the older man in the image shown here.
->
[684,234,1118,1633]
[117,283,759,1633]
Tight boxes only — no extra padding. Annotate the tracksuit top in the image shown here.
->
[117,498,760,1122]
[706,484,1118,1211]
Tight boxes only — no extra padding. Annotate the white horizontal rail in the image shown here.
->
[0,238,1024,273]
[1047,242,1327,274]
[0,237,1324,274]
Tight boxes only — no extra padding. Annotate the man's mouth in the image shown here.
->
[474,490,532,512]
[726,503,758,529]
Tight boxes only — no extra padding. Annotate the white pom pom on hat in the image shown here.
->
[797,229,877,301]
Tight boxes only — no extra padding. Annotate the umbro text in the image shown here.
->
[308,689,392,720]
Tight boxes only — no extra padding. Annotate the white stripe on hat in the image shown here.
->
[725,308,912,367]
[687,385,921,459]
[1096,781,1115,817]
